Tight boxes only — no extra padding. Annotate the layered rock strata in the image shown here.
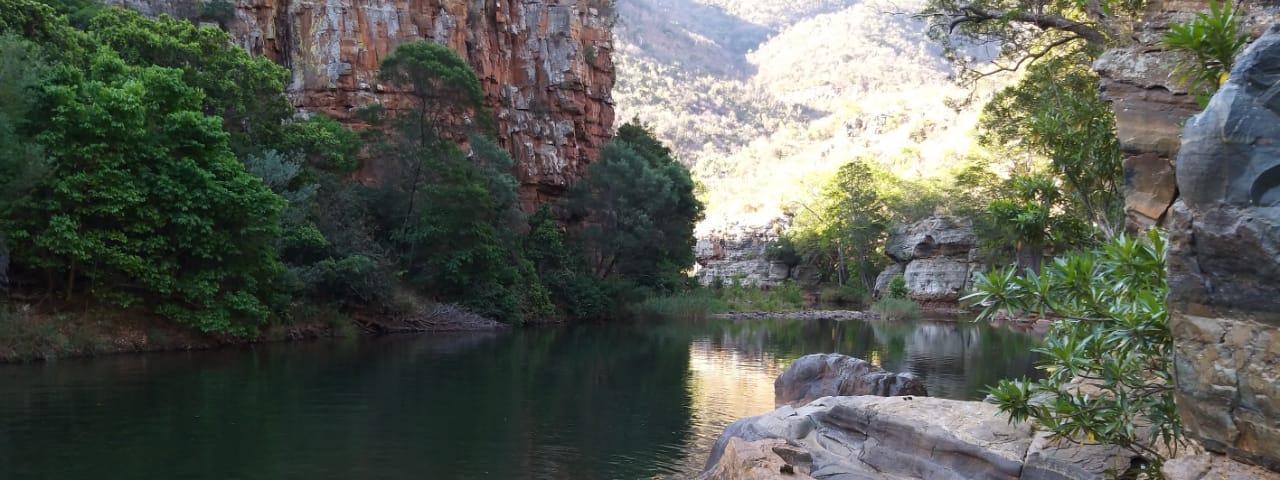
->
[875,215,984,302]
[774,353,927,408]
[106,0,617,209]
[695,214,810,287]
[1095,0,1280,231]
[1166,25,1280,472]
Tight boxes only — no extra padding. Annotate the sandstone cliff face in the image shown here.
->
[106,0,616,209]
[1095,0,1278,231]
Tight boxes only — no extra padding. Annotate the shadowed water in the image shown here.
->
[0,315,1039,479]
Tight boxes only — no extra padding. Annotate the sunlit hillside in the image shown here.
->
[614,0,1006,221]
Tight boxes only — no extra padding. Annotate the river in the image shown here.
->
[0,315,1040,479]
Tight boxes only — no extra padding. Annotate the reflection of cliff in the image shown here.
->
[699,317,1041,401]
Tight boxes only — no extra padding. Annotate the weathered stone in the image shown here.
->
[1163,452,1280,480]
[1022,430,1142,480]
[701,396,1033,480]
[105,0,616,210]
[873,263,905,297]
[695,214,793,287]
[699,438,816,480]
[885,216,976,263]
[1122,153,1177,232]
[1167,24,1280,473]
[880,216,982,302]
[903,257,971,302]
[774,354,927,408]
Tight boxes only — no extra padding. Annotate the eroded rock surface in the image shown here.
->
[876,215,984,302]
[701,396,1033,480]
[774,353,927,408]
[106,0,616,209]
[1167,24,1280,472]
[1096,0,1280,231]
[695,214,796,287]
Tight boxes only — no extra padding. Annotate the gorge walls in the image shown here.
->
[105,0,617,208]
[1167,26,1280,472]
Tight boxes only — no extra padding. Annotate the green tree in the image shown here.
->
[968,231,1177,473]
[87,9,293,151]
[6,52,284,335]
[278,115,363,174]
[789,158,890,293]
[371,41,548,323]
[979,55,1123,237]
[569,120,705,293]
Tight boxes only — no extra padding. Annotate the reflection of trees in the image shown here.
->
[0,327,694,480]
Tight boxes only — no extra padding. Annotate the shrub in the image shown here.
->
[1165,0,1249,105]
[888,275,909,299]
[872,297,921,321]
[964,231,1176,472]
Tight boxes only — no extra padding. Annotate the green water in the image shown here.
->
[0,316,1040,479]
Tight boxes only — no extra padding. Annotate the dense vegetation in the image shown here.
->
[0,0,703,351]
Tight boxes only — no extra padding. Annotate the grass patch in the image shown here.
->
[872,297,921,321]
[631,292,726,321]
[717,279,805,312]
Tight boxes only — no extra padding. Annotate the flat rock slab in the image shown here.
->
[701,396,1034,480]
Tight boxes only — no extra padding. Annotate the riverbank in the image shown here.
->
[0,300,508,363]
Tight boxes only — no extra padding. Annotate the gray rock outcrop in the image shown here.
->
[876,216,985,302]
[774,354,927,408]
[695,214,798,287]
[700,396,1034,480]
[1166,24,1280,473]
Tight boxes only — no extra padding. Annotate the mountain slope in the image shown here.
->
[614,0,1004,218]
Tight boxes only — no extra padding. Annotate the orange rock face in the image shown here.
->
[110,0,616,210]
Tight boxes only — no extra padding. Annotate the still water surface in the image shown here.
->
[0,315,1039,479]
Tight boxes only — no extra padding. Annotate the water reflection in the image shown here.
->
[0,316,1038,479]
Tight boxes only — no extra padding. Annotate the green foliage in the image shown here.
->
[787,158,891,292]
[87,8,293,151]
[1165,0,1249,105]
[871,296,921,321]
[820,282,869,306]
[964,231,1178,466]
[979,55,1123,238]
[0,34,50,203]
[569,120,705,293]
[764,235,802,268]
[887,276,909,299]
[198,0,235,28]
[630,290,727,321]
[7,51,283,335]
[716,279,805,312]
[981,174,1094,271]
[279,116,363,174]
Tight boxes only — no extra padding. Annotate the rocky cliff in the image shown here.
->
[105,0,617,209]
[1095,0,1278,231]
[874,215,985,302]
[1167,25,1280,473]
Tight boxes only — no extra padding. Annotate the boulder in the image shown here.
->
[903,258,971,302]
[1167,24,1280,472]
[774,354,927,408]
[1021,430,1143,480]
[885,216,976,263]
[699,438,816,480]
[1122,153,1178,232]
[1163,452,1280,480]
[701,396,1033,480]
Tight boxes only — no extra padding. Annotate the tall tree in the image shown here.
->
[569,120,705,293]
[7,52,284,335]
